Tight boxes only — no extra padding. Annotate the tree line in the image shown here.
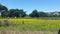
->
[0,4,59,18]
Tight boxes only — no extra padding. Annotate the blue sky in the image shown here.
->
[0,0,60,14]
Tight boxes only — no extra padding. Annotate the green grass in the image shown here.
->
[0,22,59,32]
[0,18,60,32]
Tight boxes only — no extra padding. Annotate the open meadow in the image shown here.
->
[0,18,60,34]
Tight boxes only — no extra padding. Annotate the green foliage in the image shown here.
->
[29,9,39,17]
[29,9,48,17]
[0,4,8,17]
[8,9,26,17]
[3,20,11,26]
[8,9,20,17]
[1,11,9,17]
[0,4,60,18]
[0,20,11,27]
[38,12,48,17]
[0,4,8,11]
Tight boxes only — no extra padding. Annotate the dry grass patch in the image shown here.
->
[0,30,58,34]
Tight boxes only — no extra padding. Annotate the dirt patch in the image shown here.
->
[0,30,58,34]
[25,31,57,34]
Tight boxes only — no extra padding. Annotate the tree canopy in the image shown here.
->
[8,9,26,17]
[0,4,60,18]
[0,4,8,11]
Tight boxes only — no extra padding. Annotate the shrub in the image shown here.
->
[0,20,12,27]
[3,20,11,26]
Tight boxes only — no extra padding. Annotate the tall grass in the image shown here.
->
[0,18,60,31]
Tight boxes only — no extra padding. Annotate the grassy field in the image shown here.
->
[0,18,60,34]
[0,18,60,31]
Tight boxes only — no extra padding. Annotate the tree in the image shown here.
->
[38,11,48,17]
[0,4,8,11]
[29,10,49,17]
[29,9,39,17]
[8,9,19,17]
[8,9,26,17]
[1,11,9,17]
[0,4,8,17]
[19,9,26,17]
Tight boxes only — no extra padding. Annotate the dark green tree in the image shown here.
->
[29,9,39,17]
[8,9,26,17]
[38,11,48,17]
[0,4,8,17]
[0,4,8,11]
[19,9,26,17]
[1,11,9,17]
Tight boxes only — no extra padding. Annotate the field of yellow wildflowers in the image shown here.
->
[0,18,60,31]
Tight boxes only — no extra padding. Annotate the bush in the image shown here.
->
[3,20,11,26]
[0,20,12,27]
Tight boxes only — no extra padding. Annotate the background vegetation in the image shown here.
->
[0,4,60,18]
[0,4,60,34]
